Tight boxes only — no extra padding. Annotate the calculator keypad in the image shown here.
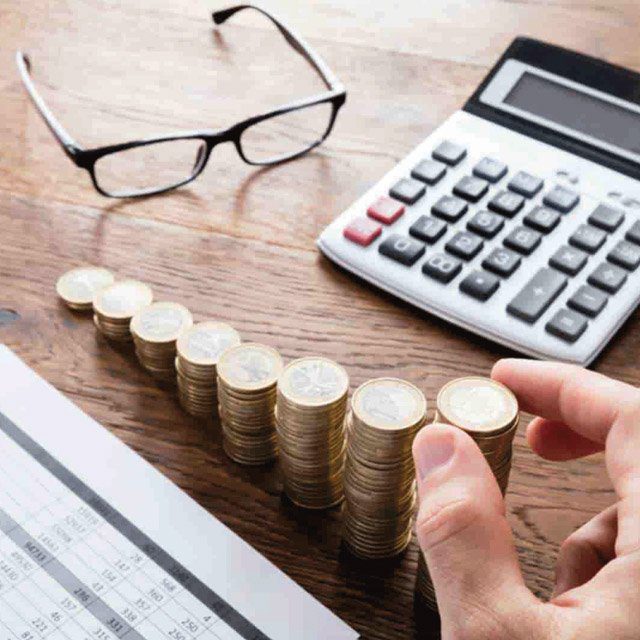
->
[607,241,640,271]
[409,216,447,244]
[625,221,640,245]
[588,204,625,232]
[389,178,426,205]
[488,191,525,217]
[569,224,607,254]
[446,231,484,260]
[379,234,425,266]
[343,217,382,246]
[473,157,507,183]
[367,196,405,224]
[545,309,588,342]
[507,268,567,323]
[460,271,500,300]
[453,176,489,203]
[432,141,467,166]
[568,285,608,317]
[422,253,462,283]
[467,211,504,238]
[524,206,560,233]
[432,195,468,222]
[411,159,447,185]
[503,227,542,255]
[508,171,544,198]
[482,248,521,277]
[588,263,627,293]
[549,246,588,276]
[543,185,580,212]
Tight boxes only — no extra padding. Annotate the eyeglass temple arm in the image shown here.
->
[15,51,80,159]
[212,4,343,93]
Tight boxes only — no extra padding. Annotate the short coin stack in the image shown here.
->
[176,322,241,418]
[416,376,519,610]
[93,280,154,342]
[217,343,283,465]
[130,302,193,382]
[57,266,115,311]
[343,378,426,559]
[276,357,349,509]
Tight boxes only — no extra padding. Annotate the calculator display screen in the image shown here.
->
[505,71,640,156]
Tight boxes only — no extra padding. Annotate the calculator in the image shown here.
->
[318,38,640,365]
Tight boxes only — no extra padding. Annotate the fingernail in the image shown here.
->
[415,431,455,480]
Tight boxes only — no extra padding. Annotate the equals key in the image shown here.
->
[507,268,568,323]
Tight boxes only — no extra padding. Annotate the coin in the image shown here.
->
[278,357,349,407]
[57,267,115,311]
[177,321,240,373]
[93,280,154,341]
[217,343,283,392]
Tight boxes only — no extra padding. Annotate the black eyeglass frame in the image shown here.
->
[16,3,347,198]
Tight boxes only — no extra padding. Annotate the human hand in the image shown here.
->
[412,359,640,639]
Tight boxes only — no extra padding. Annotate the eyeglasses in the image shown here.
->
[16,4,346,198]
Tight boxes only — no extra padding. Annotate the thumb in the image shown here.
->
[413,424,534,633]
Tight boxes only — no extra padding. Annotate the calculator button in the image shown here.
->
[459,271,500,301]
[587,263,627,293]
[409,216,447,244]
[569,224,606,254]
[445,231,484,260]
[545,309,588,343]
[389,178,426,205]
[625,220,640,245]
[467,211,504,238]
[549,246,588,276]
[508,171,544,198]
[431,195,468,222]
[367,196,405,224]
[482,248,521,277]
[411,159,447,185]
[543,185,580,212]
[422,253,463,283]
[343,218,382,247]
[503,227,542,255]
[588,204,625,232]
[379,234,425,266]
[432,141,466,166]
[568,285,608,318]
[523,206,560,233]
[607,240,640,271]
[507,268,568,323]
[473,157,507,183]
[488,191,525,218]
[453,176,489,203]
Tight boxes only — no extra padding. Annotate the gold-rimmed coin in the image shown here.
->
[93,280,153,341]
[217,343,283,392]
[57,266,115,311]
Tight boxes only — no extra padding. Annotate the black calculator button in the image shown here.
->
[411,159,447,185]
[543,185,580,213]
[549,246,588,276]
[422,253,462,283]
[488,191,525,218]
[445,231,484,260]
[588,204,625,232]
[607,240,640,271]
[467,211,504,239]
[568,285,608,318]
[503,227,542,255]
[378,234,425,266]
[473,157,507,183]
[409,216,447,244]
[569,224,607,254]
[459,271,500,301]
[507,268,567,323]
[453,176,489,203]
[546,309,588,343]
[588,263,627,293]
[431,195,468,222]
[482,248,521,277]
[625,220,640,245]
[432,141,466,166]
[523,206,560,233]
[508,171,544,198]
[389,178,426,205]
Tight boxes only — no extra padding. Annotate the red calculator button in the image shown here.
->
[367,196,405,224]
[344,218,382,246]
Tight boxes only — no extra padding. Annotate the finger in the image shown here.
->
[526,417,603,461]
[413,424,535,632]
[552,504,618,598]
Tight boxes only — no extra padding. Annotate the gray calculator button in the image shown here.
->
[546,309,588,342]
[488,191,525,218]
[411,159,447,185]
[543,185,580,212]
[588,204,625,232]
[588,263,627,293]
[422,253,463,283]
[473,157,507,183]
[432,141,466,166]
[409,216,447,244]
[549,246,588,276]
[445,231,484,260]
[378,234,425,266]
[431,195,468,222]
[482,248,521,277]
[459,271,500,301]
[569,224,606,254]
[503,227,542,255]
[625,220,640,245]
[453,176,489,203]
[607,240,640,271]
[508,171,544,198]
[568,285,608,318]
[467,211,504,238]
[389,178,426,205]
[523,206,560,233]
[507,268,568,323]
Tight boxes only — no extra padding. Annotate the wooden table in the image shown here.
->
[1,1,639,637]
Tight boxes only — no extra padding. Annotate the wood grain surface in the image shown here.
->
[1,1,639,638]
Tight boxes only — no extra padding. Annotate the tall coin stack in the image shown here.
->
[176,322,241,418]
[416,376,519,610]
[57,266,114,312]
[343,378,427,559]
[130,302,193,382]
[276,357,349,509]
[93,280,154,342]
[217,343,283,465]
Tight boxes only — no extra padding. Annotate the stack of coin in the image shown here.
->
[130,302,193,382]
[343,378,427,559]
[176,321,241,418]
[276,357,349,509]
[415,376,520,610]
[57,266,115,311]
[93,280,154,342]
[217,343,283,465]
